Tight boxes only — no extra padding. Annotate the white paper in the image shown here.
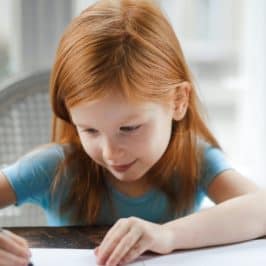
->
[30,239,266,266]
[30,248,144,266]
[142,239,266,266]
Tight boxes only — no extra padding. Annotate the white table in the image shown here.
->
[30,238,266,266]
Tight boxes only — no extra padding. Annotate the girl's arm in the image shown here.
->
[0,171,16,208]
[164,169,263,250]
[95,189,266,266]
[95,170,264,266]
[207,169,259,203]
[165,173,265,249]
[0,171,32,265]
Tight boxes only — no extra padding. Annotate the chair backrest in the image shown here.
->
[0,70,51,166]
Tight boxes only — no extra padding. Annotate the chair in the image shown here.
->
[0,70,52,166]
[0,70,51,226]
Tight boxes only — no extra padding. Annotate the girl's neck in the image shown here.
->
[104,171,152,198]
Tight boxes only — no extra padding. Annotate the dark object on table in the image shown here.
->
[7,226,109,249]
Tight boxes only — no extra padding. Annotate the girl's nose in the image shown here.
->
[102,137,125,163]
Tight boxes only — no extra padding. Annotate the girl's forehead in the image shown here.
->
[72,92,158,113]
[69,92,171,126]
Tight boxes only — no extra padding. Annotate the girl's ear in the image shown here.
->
[172,81,191,121]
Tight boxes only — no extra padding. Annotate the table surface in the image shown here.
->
[6,226,266,251]
[5,226,266,266]
[7,226,109,249]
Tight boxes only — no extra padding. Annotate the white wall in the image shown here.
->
[237,0,266,186]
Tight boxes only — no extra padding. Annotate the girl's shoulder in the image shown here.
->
[197,139,222,157]
[197,140,233,191]
[197,139,231,170]
[3,143,71,180]
[21,143,67,161]
[0,143,71,206]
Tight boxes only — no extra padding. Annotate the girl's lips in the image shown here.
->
[111,160,137,172]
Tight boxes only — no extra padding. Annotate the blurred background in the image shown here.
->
[0,0,265,226]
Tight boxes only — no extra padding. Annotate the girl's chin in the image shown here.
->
[110,169,149,184]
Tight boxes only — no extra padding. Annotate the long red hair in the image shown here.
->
[50,0,220,224]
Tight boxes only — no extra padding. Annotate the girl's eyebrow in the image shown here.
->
[120,114,142,124]
[76,114,142,128]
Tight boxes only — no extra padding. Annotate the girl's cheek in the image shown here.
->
[84,144,100,159]
[131,127,153,145]
[83,147,104,167]
[79,136,99,157]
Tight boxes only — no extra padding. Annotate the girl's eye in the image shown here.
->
[84,128,98,134]
[82,125,142,135]
[120,125,141,132]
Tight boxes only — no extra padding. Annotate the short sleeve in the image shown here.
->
[1,144,65,207]
[199,146,233,193]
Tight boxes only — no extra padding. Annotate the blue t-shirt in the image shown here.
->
[1,144,232,226]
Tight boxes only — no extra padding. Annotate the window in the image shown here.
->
[0,0,13,82]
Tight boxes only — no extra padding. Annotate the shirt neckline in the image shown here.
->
[105,178,157,205]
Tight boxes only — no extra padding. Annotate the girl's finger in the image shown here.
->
[0,230,30,259]
[105,227,142,266]
[120,238,149,265]
[3,230,29,249]
[97,219,130,264]
[100,218,127,247]
[0,248,29,266]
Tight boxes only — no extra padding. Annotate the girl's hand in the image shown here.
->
[94,217,174,266]
[0,229,31,266]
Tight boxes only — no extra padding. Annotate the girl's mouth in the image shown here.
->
[111,160,137,172]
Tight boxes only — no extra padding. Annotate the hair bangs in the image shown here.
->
[60,30,179,110]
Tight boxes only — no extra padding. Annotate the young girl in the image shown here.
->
[0,0,265,265]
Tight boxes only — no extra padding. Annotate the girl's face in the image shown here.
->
[70,92,174,185]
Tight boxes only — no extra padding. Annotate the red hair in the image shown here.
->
[50,0,220,224]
